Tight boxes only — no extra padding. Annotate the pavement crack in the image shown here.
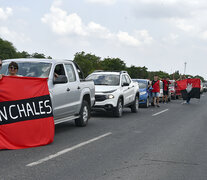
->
[102,164,139,177]
[100,154,149,178]
[144,159,199,166]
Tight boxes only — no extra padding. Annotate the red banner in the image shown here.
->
[0,76,54,149]
[176,78,201,100]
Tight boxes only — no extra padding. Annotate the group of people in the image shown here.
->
[149,74,195,107]
[149,75,171,107]
[0,60,19,79]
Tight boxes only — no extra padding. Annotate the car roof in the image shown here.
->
[133,79,149,82]
[3,58,73,64]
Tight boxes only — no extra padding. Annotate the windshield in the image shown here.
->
[87,74,120,86]
[138,81,147,89]
[0,61,52,78]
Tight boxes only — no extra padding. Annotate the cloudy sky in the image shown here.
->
[0,0,207,79]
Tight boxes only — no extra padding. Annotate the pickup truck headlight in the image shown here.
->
[140,92,147,95]
[107,94,114,99]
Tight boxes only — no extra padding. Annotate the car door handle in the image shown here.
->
[67,88,70,92]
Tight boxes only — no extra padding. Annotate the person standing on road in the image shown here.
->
[162,77,171,103]
[152,75,160,107]
[179,76,193,104]
[148,80,153,105]
[186,76,192,104]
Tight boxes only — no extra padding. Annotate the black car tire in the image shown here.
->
[143,97,149,108]
[131,95,139,112]
[75,100,90,127]
[114,98,123,117]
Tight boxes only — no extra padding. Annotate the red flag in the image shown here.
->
[176,78,201,100]
[0,76,54,149]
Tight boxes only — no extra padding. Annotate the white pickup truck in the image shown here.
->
[86,71,139,117]
[0,59,95,127]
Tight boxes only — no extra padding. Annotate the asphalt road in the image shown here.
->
[1,94,207,180]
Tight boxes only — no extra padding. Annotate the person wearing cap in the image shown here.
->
[8,61,19,76]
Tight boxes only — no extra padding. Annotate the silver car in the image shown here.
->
[0,59,95,127]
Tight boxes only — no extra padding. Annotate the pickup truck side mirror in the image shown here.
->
[53,75,68,84]
[122,82,129,87]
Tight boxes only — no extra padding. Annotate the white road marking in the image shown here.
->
[152,109,169,116]
[26,132,112,167]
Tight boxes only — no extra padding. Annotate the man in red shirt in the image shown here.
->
[162,77,171,103]
[152,75,160,107]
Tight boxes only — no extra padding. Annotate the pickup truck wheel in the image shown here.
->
[131,95,139,112]
[75,100,90,127]
[114,98,123,117]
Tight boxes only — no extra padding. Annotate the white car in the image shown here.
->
[86,71,139,117]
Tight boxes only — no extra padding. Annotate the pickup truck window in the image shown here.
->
[54,64,66,76]
[73,61,85,80]
[0,61,52,78]
[65,64,76,82]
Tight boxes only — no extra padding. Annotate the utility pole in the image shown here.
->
[184,62,187,75]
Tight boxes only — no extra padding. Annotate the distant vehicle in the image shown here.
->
[203,83,207,92]
[86,71,139,117]
[169,80,176,100]
[0,59,95,127]
[132,79,152,108]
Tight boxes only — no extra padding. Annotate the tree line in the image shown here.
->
[74,51,204,81]
[0,37,205,81]
[0,37,52,59]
